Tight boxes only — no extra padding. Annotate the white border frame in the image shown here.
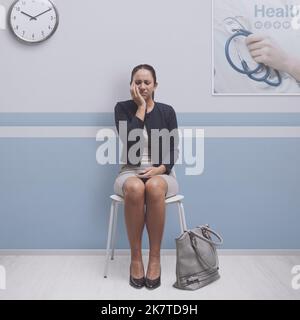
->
[211,0,300,96]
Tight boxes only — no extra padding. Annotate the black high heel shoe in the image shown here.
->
[145,266,161,290]
[129,275,145,289]
[129,264,145,289]
[145,275,161,289]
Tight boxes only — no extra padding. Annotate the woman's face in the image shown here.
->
[132,69,157,101]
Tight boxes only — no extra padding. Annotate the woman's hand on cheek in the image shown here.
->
[130,83,146,108]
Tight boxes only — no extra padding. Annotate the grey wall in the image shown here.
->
[1,0,299,113]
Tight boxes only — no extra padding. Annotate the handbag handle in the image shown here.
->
[189,225,223,246]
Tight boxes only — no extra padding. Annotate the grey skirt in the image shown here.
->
[113,164,179,198]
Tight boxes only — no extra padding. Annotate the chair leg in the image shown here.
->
[103,200,116,278]
[179,201,188,232]
[111,202,119,260]
[177,202,184,234]
[177,201,187,233]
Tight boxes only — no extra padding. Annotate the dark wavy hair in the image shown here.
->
[130,64,157,99]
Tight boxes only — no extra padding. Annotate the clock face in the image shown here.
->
[8,0,59,43]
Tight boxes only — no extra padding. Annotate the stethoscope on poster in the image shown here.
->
[223,16,282,87]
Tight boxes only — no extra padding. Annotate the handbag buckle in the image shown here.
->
[202,225,212,240]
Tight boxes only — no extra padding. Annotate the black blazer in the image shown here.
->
[114,100,179,175]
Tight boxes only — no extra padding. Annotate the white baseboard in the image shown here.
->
[0,249,300,255]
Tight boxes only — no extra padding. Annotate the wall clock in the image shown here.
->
[8,0,59,44]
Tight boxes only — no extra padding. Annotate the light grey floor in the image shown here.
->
[0,253,299,300]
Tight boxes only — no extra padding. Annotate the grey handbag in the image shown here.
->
[173,224,223,290]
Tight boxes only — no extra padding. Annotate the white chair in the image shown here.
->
[103,170,187,278]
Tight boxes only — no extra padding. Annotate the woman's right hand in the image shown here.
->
[130,83,146,108]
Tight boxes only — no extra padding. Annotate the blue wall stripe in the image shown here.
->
[1,113,300,126]
[0,138,299,249]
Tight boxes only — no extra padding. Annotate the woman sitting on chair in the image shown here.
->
[113,64,179,289]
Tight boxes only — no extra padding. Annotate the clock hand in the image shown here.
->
[20,11,37,20]
[32,8,52,19]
